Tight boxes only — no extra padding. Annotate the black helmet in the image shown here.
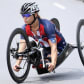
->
[20,2,40,14]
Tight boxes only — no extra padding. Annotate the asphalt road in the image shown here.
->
[0,0,84,84]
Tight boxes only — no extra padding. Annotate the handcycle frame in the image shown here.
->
[15,40,81,74]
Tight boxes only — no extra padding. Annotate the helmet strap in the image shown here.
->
[28,14,37,25]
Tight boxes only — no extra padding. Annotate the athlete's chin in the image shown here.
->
[25,22,29,24]
[25,22,28,24]
[24,21,30,25]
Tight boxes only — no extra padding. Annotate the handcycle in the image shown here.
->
[7,18,84,83]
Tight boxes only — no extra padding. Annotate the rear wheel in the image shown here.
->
[77,19,84,66]
[7,28,31,83]
[50,18,60,31]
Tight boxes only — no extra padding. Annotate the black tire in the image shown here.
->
[50,18,60,31]
[7,28,31,83]
[77,19,84,66]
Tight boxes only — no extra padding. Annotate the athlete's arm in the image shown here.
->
[48,38,57,66]
[13,25,27,72]
[44,21,58,72]
[17,24,27,65]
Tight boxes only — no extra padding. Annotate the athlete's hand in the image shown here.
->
[46,63,56,72]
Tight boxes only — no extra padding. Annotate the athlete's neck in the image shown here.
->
[30,18,39,31]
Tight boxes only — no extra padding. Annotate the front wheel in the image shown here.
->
[77,19,84,66]
[7,28,31,83]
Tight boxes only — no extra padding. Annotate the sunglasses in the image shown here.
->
[22,14,32,17]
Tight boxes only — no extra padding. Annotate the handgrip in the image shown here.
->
[45,64,49,70]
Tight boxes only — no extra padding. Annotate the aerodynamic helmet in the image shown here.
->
[20,2,40,14]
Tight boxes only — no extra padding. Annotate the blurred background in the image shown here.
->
[0,0,84,84]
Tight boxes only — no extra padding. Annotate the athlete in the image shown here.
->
[13,2,66,72]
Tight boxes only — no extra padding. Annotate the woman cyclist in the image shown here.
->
[13,2,66,72]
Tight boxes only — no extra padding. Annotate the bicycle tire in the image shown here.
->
[7,28,31,83]
[77,19,84,66]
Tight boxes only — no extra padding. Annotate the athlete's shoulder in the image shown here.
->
[39,18,54,27]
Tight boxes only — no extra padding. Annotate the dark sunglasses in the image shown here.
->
[22,14,32,17]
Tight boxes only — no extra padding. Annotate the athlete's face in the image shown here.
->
[23,15,34,24]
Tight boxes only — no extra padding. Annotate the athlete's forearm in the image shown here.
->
[18,39,26,52]
[51,45,57,65]
[16,39,26,65]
